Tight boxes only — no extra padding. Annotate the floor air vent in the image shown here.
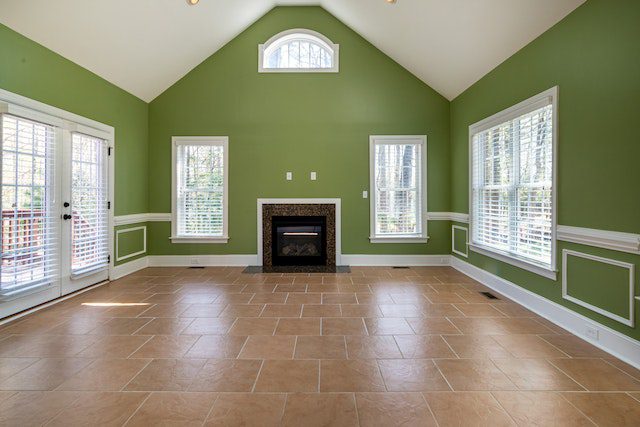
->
[392,266,410,269]
[480,291,499,300]
[189,266,205,269]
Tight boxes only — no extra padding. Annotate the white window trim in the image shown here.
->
[468,86,558,280]
[171,136,229,244]
[258,28,339,73]
[369,135,428,243]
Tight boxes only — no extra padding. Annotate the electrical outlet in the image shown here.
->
[585,325,600,341]
[362,190,368,198]
[310,171,317,180]
[286,172,292,180]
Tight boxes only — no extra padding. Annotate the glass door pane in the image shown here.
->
[70,132,109,276]
[1,114,59,298]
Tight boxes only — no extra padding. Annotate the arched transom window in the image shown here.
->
[259,29,339,73]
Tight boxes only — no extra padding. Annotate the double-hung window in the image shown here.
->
[469,87,557,278]
[370,135,427,243]
[171,137,229,243]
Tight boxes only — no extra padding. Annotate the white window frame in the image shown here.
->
[369,135,428,243]
[171,136,229,244]
[468,86,558,280]
[258,28,339,73]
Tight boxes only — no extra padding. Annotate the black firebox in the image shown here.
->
[271,216,327,266]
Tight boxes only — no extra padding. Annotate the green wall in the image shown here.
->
[0,23,149,216]
[147,6,451,256]
[450,0,640,340]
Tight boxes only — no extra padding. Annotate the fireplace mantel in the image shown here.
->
[257,198,341,266]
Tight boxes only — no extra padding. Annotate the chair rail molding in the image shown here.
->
[114,213,171,225]
[426,212,469,223]
[557,225,640,254]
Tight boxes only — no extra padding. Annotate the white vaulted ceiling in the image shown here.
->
[0,0,585,102]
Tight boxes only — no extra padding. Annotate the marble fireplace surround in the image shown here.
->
[257,198,342,266]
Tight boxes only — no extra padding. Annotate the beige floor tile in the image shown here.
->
[302,304,341,317]
[126,391,217,426]
[492,391,594,426]
[378,304,424,317]
[423,391,515,427]
[219,304,264,317]
[606,358,640,381]
[492,358,584,391]
[452,304,507,317]
[282,393,358,427]
[435,359,517,391]
[130,335,199,358]
[540,334,612,358]
[562,392,640,427]
[285,293,322,304]
[212,293,254,304]
[492,334,569,358]
[275,318,321,335]
[550,358,640,391]
[47,391,149,427]
[181,303,228,318]
[254,360,319,392]
[378,359,450,392]
[228,318,278,335]
[125,358,206,391]
[188,359,261,392]
[340,304,383,317]
[138,303,191,318]
[449,317,552,335]
[295,336,347,359]
[0,391,81,425]
[345,336,402,359]
[239,335,296,359]
[364,318,414,335]
[323,293,358,304]
[47,317,110,335]
[356,392,436,426]
[442,335,514,358]
[320,360,385,392]
[133,318,194,335]
[180,317,235,335]
[406,318,461,334]
[250,293,288,304]
[0,358,93,390]
[205,393,286,427]
[0,334,101,357]
[394,335,457,358]
[75,335,151,358]
[185,335,247,358]
[322,318,368,335]
[0,357,39,382]
[56,358,149,391]
[260,304,303,317]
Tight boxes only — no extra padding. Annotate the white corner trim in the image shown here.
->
[451,225,469,258]
[451,256,640,370]
[114,212,171,225]
[427,212,469,223]
[562,249,635,327]
[557,225,640,254]
[469,243,557,280]
[115,226,147,262]
[110,256,149,281]
[257,198,342,266]
[148,255,258,267]
[340,254,450,266]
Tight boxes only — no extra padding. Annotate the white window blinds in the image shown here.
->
[173,138,228,240]
[370,136,427,241]
[1,114,58,297]
[471,94,555,270]
[71,132,109,276]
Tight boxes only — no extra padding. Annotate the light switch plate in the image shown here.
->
[310,171,317,180]
[286,172,292,180]
[362,190,368,198]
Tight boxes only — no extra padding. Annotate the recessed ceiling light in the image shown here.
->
[187,0,199,5]
[386,0,397,3]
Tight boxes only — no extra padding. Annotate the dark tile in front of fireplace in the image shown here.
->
[242,266,351,274]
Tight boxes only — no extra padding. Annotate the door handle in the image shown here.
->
[63,214,72,220]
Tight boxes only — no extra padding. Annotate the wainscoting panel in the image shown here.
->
[562,249,635,327]
[451,225,468,258]
[116,226,147,262]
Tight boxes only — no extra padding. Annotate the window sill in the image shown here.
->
[469,243,557,280]
[369,236,429,244]
[170,236,229,244]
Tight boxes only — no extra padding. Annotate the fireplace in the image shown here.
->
[272,216,326,266]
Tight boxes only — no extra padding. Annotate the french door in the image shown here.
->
[1,113,110,313]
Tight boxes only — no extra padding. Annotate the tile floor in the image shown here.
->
[0,266,639,426]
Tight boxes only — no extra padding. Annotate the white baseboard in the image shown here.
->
[341,254,450,266]
[148,255,259,267]
[451,256,640,369]
[111,256,149,280]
